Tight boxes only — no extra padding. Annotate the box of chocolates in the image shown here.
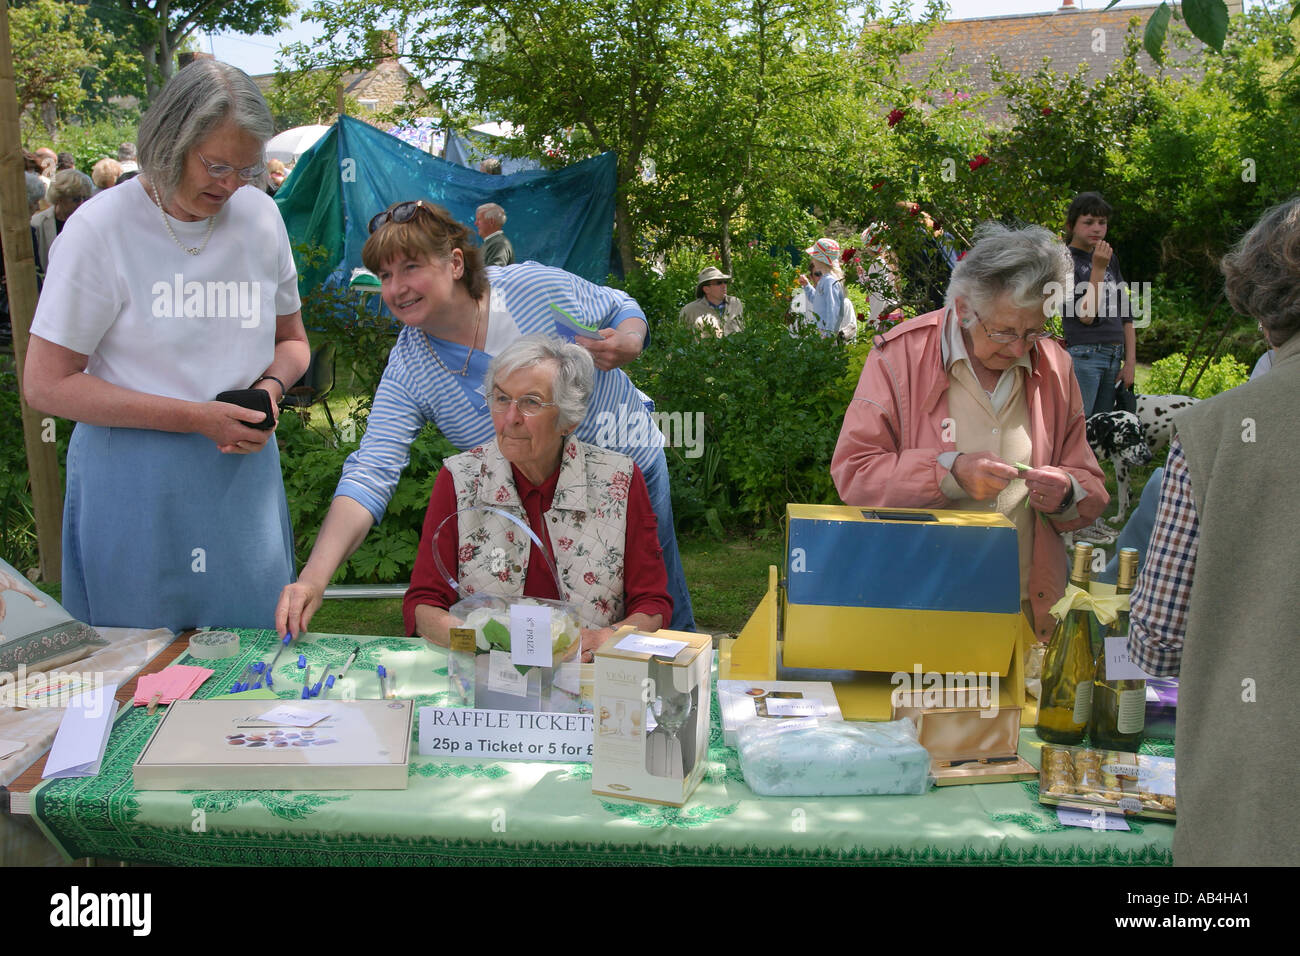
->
[1037,744,1176,820]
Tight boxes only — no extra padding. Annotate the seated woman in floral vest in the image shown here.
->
[404,334,673,661]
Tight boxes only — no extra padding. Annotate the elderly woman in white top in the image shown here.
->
[23,61,309,631]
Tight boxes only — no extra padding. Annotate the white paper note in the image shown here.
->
[510,603,553,668]
[487,650,528,697]
[1102,637,1151,680]
[1056,807,1130,831]
[615,633,688,659]
[43,682,120,779]
[258,705,329,727]
[762,697,826,717]
[0,738,27,761]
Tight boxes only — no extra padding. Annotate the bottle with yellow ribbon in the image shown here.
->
[1036,543,1110,745]
[1088,548,1145,752]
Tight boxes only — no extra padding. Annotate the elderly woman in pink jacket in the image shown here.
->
[831,223,1108,641]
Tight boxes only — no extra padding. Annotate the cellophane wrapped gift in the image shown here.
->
[737,717,932,797]
[446,594,583,712]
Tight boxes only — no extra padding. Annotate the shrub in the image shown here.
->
[1144,351,1250,399]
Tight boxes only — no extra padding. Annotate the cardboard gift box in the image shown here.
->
[893,696,1037,785]
[591,628,712,806]
[716,679,842,748]
[133,699,413,790]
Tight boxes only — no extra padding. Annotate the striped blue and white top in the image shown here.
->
[336,262,666,523]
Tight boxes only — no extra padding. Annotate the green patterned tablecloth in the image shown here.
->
[29,630,1173,866]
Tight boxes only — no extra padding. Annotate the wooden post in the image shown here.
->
[0,4,63,581]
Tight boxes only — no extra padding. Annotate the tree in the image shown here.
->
[10,0,131,137]
[103,0,295,98]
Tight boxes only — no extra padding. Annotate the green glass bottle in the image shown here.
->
[1036,543,1097,745]
[1089,548,1146,752]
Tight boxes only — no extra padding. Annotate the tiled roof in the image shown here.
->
[901,3,1203,114]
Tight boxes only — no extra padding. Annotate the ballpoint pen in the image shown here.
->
[301,665,312,700]
[265,633,293,688]
[377,664,390,700]
[338,645,360,681]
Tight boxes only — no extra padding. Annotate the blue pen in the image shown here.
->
[249,661,266,690]
[377,664,390,700]
[312,663,331,698]
[229,661,257,693]
[265,633,293,688]
[301,665,312,699]
[321,674,336,699]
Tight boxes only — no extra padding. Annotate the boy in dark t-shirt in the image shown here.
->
[1062,192,1135,419]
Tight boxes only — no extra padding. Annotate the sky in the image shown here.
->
[204,1,1175,78]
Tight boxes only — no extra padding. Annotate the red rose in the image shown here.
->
[887,108,905,128]
[595,598,611,615]
[458,544,475,563]
[840,246,857,264]
[968,155,990,171]
[558,536,574,551]
[497,569,510,582]
[872,181,884,190]
[506,531,515,543]
[494,487,510,503]
[1041,107,1053,116]
[566,444,577,459]
[583,571,598,585]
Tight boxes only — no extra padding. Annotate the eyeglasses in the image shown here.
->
[973,311,1054,345]
[490,388,557,417]
[196,151,266,182]
[369,200,434,234]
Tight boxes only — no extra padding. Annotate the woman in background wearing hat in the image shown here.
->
[796,238,849,339]
[679,266,744,336]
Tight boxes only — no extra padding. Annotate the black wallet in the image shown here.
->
[215,388,276,430]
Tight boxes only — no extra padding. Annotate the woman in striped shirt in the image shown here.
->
[276,200,695,635]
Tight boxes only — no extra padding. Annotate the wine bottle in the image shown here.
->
[1089,547,1146,752]
[1036,543,1097,745]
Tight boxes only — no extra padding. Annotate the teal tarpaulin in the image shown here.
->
[275,115,617,292]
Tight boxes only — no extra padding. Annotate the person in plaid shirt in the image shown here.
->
[1128,199,1300,865]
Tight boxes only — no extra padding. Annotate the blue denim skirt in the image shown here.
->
[61,424,296,631]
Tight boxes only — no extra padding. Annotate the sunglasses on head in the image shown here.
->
[368,200,434,234]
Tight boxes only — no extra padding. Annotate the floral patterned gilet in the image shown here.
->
[445,437,632,628]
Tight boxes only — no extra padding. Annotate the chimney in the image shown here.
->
[177,51,215,70]
[1057,0,1078,11]
[367,30,400,62]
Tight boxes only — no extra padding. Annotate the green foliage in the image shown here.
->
[0,372,69,575]
[1144,351,1250,398]
[10,0,138,137]
[620,248,852,527]
[42,115,143,173]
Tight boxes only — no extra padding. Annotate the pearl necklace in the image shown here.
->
[149,180,215,256]
[420,296,485,377]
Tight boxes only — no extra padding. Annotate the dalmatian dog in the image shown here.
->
[1136,393,1201,456]
[1086,411,1153,525]
[0,565,48,641]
